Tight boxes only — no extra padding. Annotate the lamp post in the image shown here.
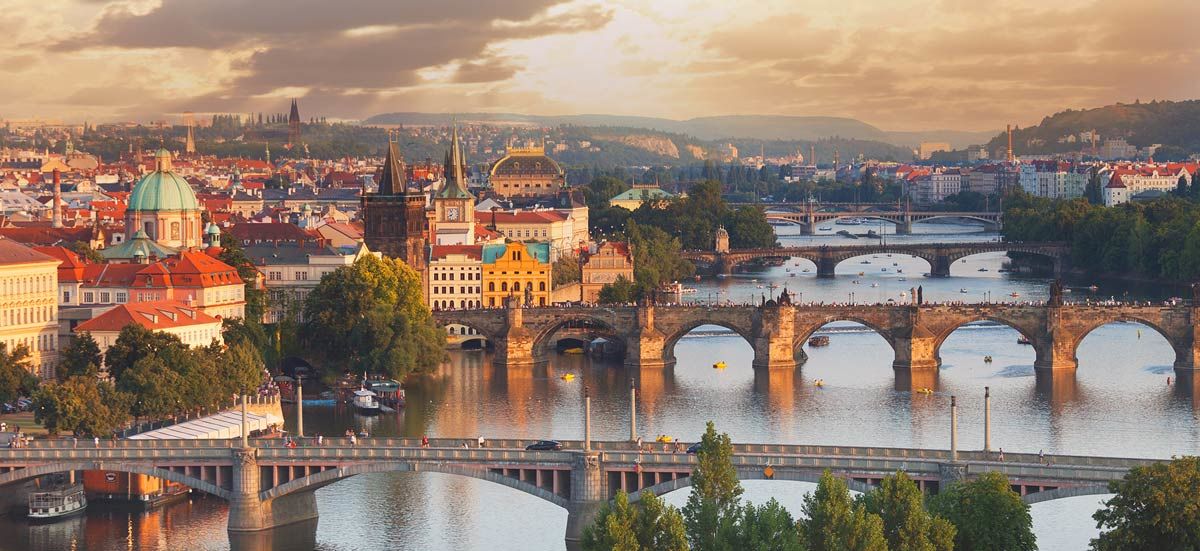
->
[629,380,637,442]
[984,387,992,452]
[950,395,959,461]
[296,374,304,439]
[584,386,592,452]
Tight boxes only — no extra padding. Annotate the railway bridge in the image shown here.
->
[0,437,1155,543]
[756,207,1002,235]
[432,299,1200,380]
[682,242,1070,277]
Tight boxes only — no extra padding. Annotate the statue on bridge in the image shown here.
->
[524,285,533,307]
[1048,279,1064,306]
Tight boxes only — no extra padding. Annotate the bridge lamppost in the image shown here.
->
[584,386,592,453]
[984,387,992,453]
[240,394,249,448]
[629,379,637,442]
[950,395,959,462]
[296,374,304,439]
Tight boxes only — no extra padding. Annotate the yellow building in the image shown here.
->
[0,237,61,379]
[581,242,634,303]
[482,242,552,308]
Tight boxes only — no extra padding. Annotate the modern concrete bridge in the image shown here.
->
[0,437,1154,542]
[761,209,1002,235]
[682,241,1069,277]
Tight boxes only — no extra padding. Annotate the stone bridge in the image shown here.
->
[682,242,1069,277]
[432,301,1200,382]
[0,437,1156,543]
[759,208,1002,235]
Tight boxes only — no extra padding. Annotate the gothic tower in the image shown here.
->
[432,123,475,245]
[288,99,301,147]
[362,135,427,270]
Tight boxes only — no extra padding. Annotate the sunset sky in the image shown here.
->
[5,0,1198,130]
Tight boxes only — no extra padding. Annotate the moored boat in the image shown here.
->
[352,389,381,415]
[29,482,87,522]
[808,335,830,347]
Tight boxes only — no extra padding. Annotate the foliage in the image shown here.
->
[860,471,955,551]
[583,176,631,210]
[118,355,185,419]
[0,344,38,404]
[582,490,688,551]
[798,470,888,551]
[68,241,103,263]
[624,221,695,300]
[598,276,638,304]
[1091,456,1200,550]
[33,376,130,437]
[627,180,776,250]
[928,471,1035,551]
[984,99,1200,156]
[300,255,445,382]
[726,498,804,551]
[103,324,188,382]
[57,333,102,381]
[682,421,744,549]
[220,340,266,396]
[1002,190,1200,280]
[553,255,582,286]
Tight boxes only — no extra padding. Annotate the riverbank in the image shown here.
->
[0,412,46,436]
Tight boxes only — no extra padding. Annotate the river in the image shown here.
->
[0,221,1193,550]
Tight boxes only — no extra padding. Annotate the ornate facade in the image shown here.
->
[488,145,565,198]
[361,139,427,271]
[124,148,203,251]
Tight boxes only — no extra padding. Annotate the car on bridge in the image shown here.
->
[525,440,563,451]
[686,442,702,454]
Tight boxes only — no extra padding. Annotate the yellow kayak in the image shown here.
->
[564,347,584,354]
[713,361,727,369]
[560,373,575,381]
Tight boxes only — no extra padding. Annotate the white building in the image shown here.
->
[0,238,59,379]
[428,245,483,310]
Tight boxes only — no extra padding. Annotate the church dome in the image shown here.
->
[490,147,563,178]
[128,149,199,212]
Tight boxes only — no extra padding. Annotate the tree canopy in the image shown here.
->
[1091,456,1200,550]
[33,376,130,437]
[798,470,888,551]
[0,344,37,405]
[860,471,955,551]
[300,255,445,381]
[582,490,688,551]
[57,333,102,381]
[682,421,744,549]
[928,471,1035,551]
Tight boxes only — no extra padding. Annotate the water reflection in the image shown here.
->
[228,518,317,551]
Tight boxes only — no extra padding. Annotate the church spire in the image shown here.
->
[437,121,471,199]
[377,131,407,195]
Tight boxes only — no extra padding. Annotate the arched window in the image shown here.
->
[501,282,508,292]
[144,221,154,238]
[539,282,546,291]
[488,282,495,292]
[171,222,181,241]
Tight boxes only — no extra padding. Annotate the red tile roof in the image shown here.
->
[74,300,221,333]
[0,236,60,265]
[473,210,567,224]
[430,244,483,261]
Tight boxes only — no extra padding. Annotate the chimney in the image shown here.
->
[52,169,63,228]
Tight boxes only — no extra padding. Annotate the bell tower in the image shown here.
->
[433,123,475,245]
[362,134,427,270]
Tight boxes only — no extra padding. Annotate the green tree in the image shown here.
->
[0,344,37,405]
[929,471,1035,551]
[583,176,631,210]
[728,498,804,551]
[68,241,103,263]
[598,276,638,304]
[57,332,102,381]
[1091,456,1200,550]
[553,255,582,286]
[723,206,777,249]
[625,221,694,299]
[682,421,743,549]
[582,490,688,551]
[798,470,887,551]
[33,376,130,437]
[118,355,186,419]
[300,255,445,381]
[220,340,265,396]
[860,471,955,551]
[103,324,187,382]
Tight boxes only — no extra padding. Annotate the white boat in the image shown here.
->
[29,483,86,522]
[818,226,832,231]
[871,283,879,288]
[959,288,969,293]
[352,388,382,415]
[836,218,864,226]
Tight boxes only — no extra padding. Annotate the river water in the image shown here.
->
[1,221,1194,551]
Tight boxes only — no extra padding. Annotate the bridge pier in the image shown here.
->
[495,297,539,368]
[752,303,797,371]
[891,324,941,374]
[816,256,837,278]
[564,452,606,546]
[799,223,815,236]
[1033,339,1078,372]
[227,448,319,533]
[931,255,952,277]
[626,305,673,370]
[896,219,913,235]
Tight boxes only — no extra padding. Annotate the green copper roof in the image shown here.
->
[100,230,179,260]
[128,150,199,212]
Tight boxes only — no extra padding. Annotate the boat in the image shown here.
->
[808,335,830,347]
[790,273,797,277]
[860,260,871,264]
[352,388,382,415]
[818,226,832,231]
[28,482,87,522]
[977,268,988,272]
[364,378,405,408]
[802,269,810,273]
[83,470,191,510]
[1088,285,1099,291]
[1009,292,1020,298]
[898,278,907,282]
[712,361,727,369]
[866,230,880,238]
[881,267,888,272]
[984,355,993,363]
[858,271,865,276]
[814,379,825,387]
[899,291,908,298]
[1017,337,1032,345]
[915,388,934,395]
[871,283,879,287]
[892,263,898,267]
[959,288,969,293]
[836,230,859,239]
[563,347,584,354]
[655,435,674,443]
[560,373,575,381]
[896,269,903,273]
[836,218,864,226]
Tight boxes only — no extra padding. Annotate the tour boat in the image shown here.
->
[563,347,584,354]
[836,218,864,226]
[560,373,575,381]
[808,335,830,347]
[364,378,405,408]
[1017,337,1032,345]
[712,361,727,370]
[352,388,382,415]
[28,483,87,522]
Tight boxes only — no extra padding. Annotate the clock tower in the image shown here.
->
[433,123,475,245]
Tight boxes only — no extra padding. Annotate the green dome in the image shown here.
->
[128,149,199,212]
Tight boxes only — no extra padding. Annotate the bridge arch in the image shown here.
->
[661,319,756,367]
[945,248,1062,275]
[911,214,1000,227]
[0,461,233,500]
[829,250,937,275]
[795,316,896,353]
[627,468,877,504]
[531,315,628,358]
[932,316,1043,360]
[1072,317,1183,369]
[1022,484,1112,505]
[259,461,569,508]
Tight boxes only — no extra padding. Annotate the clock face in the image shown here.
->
[446,207,459,221]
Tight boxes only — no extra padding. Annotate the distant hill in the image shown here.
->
[986,100,1200,159]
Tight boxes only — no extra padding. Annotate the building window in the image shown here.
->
[62,291,71,303]
[116,292,127,303]
[488,282,495,292]
[83,292,94,303]
[171,222,181,241]
[296,271,308,280]
[269,271,282,281]
[100,292,111,303]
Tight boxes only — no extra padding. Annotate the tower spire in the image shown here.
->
[377,130,407,195]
